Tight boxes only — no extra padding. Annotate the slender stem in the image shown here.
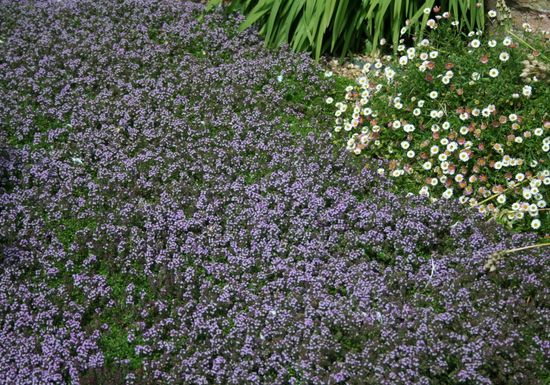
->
[499,242,550,255]
[506,29,549,61]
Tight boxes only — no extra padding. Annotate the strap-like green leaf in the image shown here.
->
[331,0,349,50]
[239,0,273,32]
[265,0,282,44]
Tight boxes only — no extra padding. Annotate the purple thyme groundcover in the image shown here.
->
[0,1,548,384]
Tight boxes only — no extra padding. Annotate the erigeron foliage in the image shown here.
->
[0,1,548,384]
[333,14,549,232]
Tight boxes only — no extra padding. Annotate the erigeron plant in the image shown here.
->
[331,10,549,232]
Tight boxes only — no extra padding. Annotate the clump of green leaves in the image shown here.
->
[207,0,485,59]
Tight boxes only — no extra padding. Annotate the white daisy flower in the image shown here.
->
[489,68,499,78]
[429,91,439,99]
[515,173,525,182]
[419,186,430,196]
[442,189,453,199]
[447,142,458,152]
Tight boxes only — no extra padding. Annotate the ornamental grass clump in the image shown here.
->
[0,1,549,384]
[209,0,485,59]
[332,11,549,233]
